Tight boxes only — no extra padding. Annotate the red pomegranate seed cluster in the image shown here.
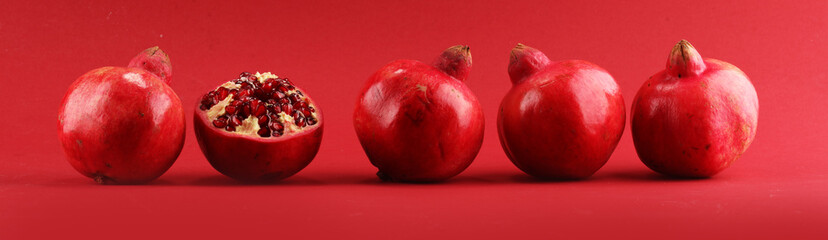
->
[199,72,317,137]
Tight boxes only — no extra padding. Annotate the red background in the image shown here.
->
[1,0,826,239]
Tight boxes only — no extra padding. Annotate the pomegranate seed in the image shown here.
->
[249,100,260,112]
[254,105,267,117]
[282,78,292,85]
[240,72,252,78]
[269,105,282,113]
[211,94,222,104]
[229,116,243,127]
[307,117,317,126]
[213,118,227,128]
[229,89,239,96]
[249,76,258,82]
[200,105,208,110]
[272,131,282,137]
[217,87,229,100]
[295,116,306,127]
[258,115,269,126]
[241,102,252,117]
[253,88,265,98]
[262,82,274,93]
[281,103,293,113]
[279,98,290,104]
[225,105,237,115]
[240,82,252,90]
[309,106,316,112]
[269,121,284,131]
[266,99,278,105]
[302,108,311,117]
[295,101,304,108]
[238,89,253,99]
[225,125,236,131]
[257,128,270,137]
[287,85,295,90]
[273,91,286,100]
[288,93,300,103]
[277,85,288,93]
[200,101,211,109]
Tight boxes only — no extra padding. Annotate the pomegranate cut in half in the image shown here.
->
[194,72,323,182]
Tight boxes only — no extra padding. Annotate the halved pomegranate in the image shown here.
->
[193,72,323,182]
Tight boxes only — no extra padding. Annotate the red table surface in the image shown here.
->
[1,0,826,239]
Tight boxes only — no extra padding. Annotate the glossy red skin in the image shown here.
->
[499,60,626,179]
[632,58,758,178]
[58,67,186,184]
[354,60,484,182]
[193,87,323,182]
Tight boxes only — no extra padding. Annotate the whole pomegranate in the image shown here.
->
[353,45,484,182]
[57,47,185,184]
[498,44,626,180]
[631,40,758,178]
[194,72,323,182]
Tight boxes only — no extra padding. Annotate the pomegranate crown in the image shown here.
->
[666,39,706,78]
[128,46,173,84]
[508,43,552,84]
[432,45,472,81]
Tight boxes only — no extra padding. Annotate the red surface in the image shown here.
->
[1,0,826,239]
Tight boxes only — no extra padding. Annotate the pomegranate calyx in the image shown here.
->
[432,45,472,81]
[666,39,706,78]
[508,43,552,85]
[128,46,173,84]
